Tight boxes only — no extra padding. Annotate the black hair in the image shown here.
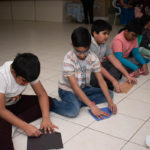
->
[91,19,112,36]
[118,18,142,35]
[12,53,40,82]
[140,15,150,28]
[71,27,91,47]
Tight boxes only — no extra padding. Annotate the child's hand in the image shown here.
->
[127,75,137,84]
[134,69,140,78]
[24,124,42,137]
[40,118,58,134]
[89,103,108,119]
[112,80,121,93]
[142,64,149,75]
[108,102,117,114]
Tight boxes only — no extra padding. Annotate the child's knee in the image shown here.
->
[66,105,80,118]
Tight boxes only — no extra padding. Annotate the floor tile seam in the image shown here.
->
[52,115,90,128]
[87,127,128,142]
[63,127,88,145]
[13,130,26,138]
[13,125,86,143]
[115,96,128,104]
[87,118,147,142]
[139,79,150,91]
[122,97,150,105]
[86,120,97,128]
[126,78,150,94]
[119,118,149,149]
[120,120,149,150]
[13,119,42,138]
[135,78,150,90]
[117,112,148,121]
[120,140,128,150]
[117,79,150,104]
[116,82,143,105]
[13,132,22,138]
[129,140,148,148]
[126,119,149,144]
[13,126,86,146]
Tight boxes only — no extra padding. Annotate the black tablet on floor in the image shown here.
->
[27,130,63,150]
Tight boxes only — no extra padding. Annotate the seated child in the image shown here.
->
[111,18,149,77]
[0,53,58,150]
[138,15,150,57]
[90,19,136,92]
[51,27,117,118]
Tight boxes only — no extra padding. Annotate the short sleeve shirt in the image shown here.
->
[111,31,138,58]
[0,61,39,106]
[90,36,113,62]
[59,50,101,92]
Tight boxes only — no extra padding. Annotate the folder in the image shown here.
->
[88,107,112,121]
[27,130,63,150]
[120,81,134,93]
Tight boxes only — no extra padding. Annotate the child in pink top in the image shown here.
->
[111,30,138,58]
[111,18,149,77]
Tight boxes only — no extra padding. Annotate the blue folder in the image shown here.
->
[88,107,113,121]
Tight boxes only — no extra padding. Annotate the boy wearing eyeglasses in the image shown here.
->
[51,27,117,119]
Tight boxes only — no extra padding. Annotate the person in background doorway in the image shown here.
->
[80,0,94,24]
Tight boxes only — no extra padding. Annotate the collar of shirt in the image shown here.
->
[91,36,100,49]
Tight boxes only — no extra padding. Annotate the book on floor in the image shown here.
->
[27,130,63,150]
[120,81,134,93]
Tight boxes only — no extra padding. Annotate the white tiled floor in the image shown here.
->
[0,20,150,150]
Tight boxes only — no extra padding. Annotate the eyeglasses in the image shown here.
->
[74,48,89,55]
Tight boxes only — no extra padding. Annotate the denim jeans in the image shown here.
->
[51,87,113,118]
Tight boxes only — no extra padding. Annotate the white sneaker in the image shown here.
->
[146,135,150,148]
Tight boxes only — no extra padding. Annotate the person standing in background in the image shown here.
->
[80,0,94,24]
[119,0,135,25]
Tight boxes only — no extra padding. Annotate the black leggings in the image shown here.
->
[81,0,94,23]
[0,95,53,150]
[90,60,122,91]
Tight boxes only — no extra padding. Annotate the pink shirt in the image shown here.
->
[111,31,138,58]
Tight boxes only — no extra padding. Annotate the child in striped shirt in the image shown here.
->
[52,27,117,119]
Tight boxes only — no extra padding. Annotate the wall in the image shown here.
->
[72,0,109,18]
[0,0,109,22]
[0,0,71,22]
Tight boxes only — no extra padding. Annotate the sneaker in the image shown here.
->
[146,135,150,148]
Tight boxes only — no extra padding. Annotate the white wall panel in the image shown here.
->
[0,1,12,20]
[12,1,34,21]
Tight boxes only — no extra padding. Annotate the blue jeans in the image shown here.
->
[51,87,113,118]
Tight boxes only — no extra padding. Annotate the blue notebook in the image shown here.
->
[88,107,112,121]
